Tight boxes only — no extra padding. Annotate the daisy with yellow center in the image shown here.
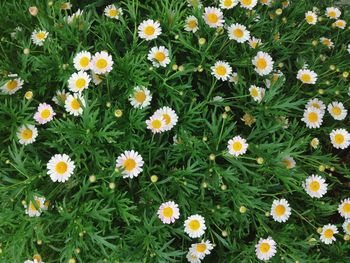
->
[189,240,213,260]
[320,37,334,49]
[255,237,277,261]
[186,250,201,263]
[282,156,296,169]
[34,103,56,125]
[249,37,262,49]
[338,198,350,218]
[64,93,86,116]
[115,150,144,179]
[249,85,265,103]
[184,214,206,238]
[252,51,274,76]
[52,90,68,105]
[271,199,291,223]
[202,7,224,28]
[303,174,328,198]
[104,4,123,19]
[184,15,199,33]
[24,196,46,217]
[47,154,75,182]
[343,219,350,235]
[229,72,239,84]
[153,106,179,131]
[310,138,319,149]
[306,98,326,113]
[228,23,250,43]
[330,128,350,149]
[129,86,152,109]
[1,77,24,95]
[334,19,346,29]
[138,19,162,41]
[327,101,347,121]
[320,224,338,245]
[91,71,103,85]
[157,201,180,224]
[227,136,248,157]
[220,0,238,9]
[68,71,91,93]
[297,69,317,84]
[60,2,72,10]
[211,61,232,81]
[305,11,317,25]
[90,51,114,74]
[31,30,48,46]
[147,46,170,68]
[73,51,91,71]
[301,107,324,129]
[325,7,341,19]
[17,124,38,145]
[146,115,166,133]
[240,0,258,10]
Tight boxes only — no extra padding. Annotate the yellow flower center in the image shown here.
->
[259,242,270,253]
[196,243,207,253]
[36,32,46,40]
[331,106,341,116]
[334,134,345,144]
[6,80,18,90]
[224,0,233,7]
[322,39,331,46]
[144,25,155,36]
[162,207,173,218]
[71,98,81,110]
[40,109,51,119]
[215,65,227,76]
[275,204,286,216]
[207,13,219,23]
[307,112,318,123]
[250,88,259,98]
[79,57,90,67]
[75,78,86,89]
[154,52,166,62]
[306,15,314,23]
[21,129,33,140]
[96,58,108,70]
[324,229,334,239]
[109,9,118,17]
[188,20,197,29]
[343,203,350,213]
[232,141,243,152]
[300,73,311,83]
[256,58,267,70]
[283,159,292,169]
[123,158,136,172]
[328,11,336,18]
[189,219,200,231]
[233,28,244,38]
[55,161,68,174]
[251,41,258,49]
[151,119,162,129]
[163,114,171,125]
[135,91,146,103]
[29,200,42,211]
[310,180,320,192]
[336,21,344,27]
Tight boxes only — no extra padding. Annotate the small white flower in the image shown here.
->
[303,174,328,198]
[305,11,317,25]
[325,7,341,19]
[334,19,346,29]
[202,7,224,28]
[227,23,250,43]
[73,51,91,71]
[47,154,75,182]
[1,77,24,95]
[65,93,86,116]
[189,240,213,259]
[342,219,350,235]
[270,199,291,223]
[24,196,46,217]
[297,69,317,84]
[157,201,180,224]
[90,51,114,74]
[255,237,277,261]
[147,46,170,68]
[320,224,338,245]
[153,106,179,131]
[320,37,334,49]
[104,4,123,19]
[330,128,350,149]
[240,0,258,10]
[252,51,274,76]
[129,86,152,109]
[17,124,38,145]
[338,198,350,218]
[227,136,248,157]
[146,115,166,133]
[138,19,161,41]
[31,30,48,46]
[282,156,296,169]
[301,107,324,129]
[211,61,232,81]
[68,71,91,93]
[306,98,326,113]
[184,15,199,33]
[116,150,144,179]
[220,0,238,9]
[34,103,56,125]
[184,214,206,238]
[249,85,265,103]
[248,37,262,49]
[327,101,347,120]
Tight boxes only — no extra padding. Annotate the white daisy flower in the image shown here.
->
[227,136,248,157]
[320,224,338,245]
[303,174,328,198]
[325,7,341,19]
[249,85,265,103]
[310,138,319,149]
[146,115,166,134]
[186,250,201,263]
[104,4,123,19]
[190,240,213,260]
[270,199,291,223]
[301,107,324,129]
[184,214,206,238]
[1,77,24,95]
[184,15,199,33]
[297,69,317,84]
[60,2,72,10]
[73,51,91,71]
[220,0,238,9]
[255,237,277,261]
[202,7,224,28]
[91,71,103,85]
[252,51,274,76]
[90,51,114,74]
[249,37,262,49]
[342,219,350,235]
[282,156,296,169]
[327,101,347,120]
[240,0,258,10]
[211,61,232,81]
[68,71,91,93]
[147,46,170,68]
[320,37,334,49]
[227,23,250,43]
[306,98,326,113]
[67,9,83,24]
[334,19,346,29]
[24,196,46,217]
[330,128,350,149]
[138,19,162,41]
[115,150,144,179]
[129,86,152,109]
[157,201,180,224]
[31,30,48,46]
[47,154,75,182]
[64,93,86,116]
[153,106,179,131]
[305,11,317,25]
[338,198,350,218]
[34,103,56,125]
[17,124,38,145]
[230,72,239,84]
[52,90,68,105]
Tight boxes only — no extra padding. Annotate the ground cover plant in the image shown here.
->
[1,0,350,262]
